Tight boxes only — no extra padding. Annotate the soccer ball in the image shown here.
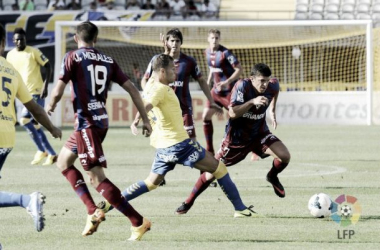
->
[308,193,333,218]
[340,204,352,217]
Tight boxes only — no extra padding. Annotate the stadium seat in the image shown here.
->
[297,0,310,4]
[373,4,380,13]
[356,3,370,13]
[326,0,341,5]
[311,0,325,5]
[341,0,356,4]
[295,12,309,19]
[341,3,355,12]
[372,12,380,20]
[340,12,355,18]
[296,4,308,12]
[357,0,372,5]
[310,12,323,19]
[325,3,340,12]
[310,3,324,12]
[356,13,372,19]
[325,12,340,19]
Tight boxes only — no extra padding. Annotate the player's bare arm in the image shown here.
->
[229,96,268,119]
[216,64,243,91]
[198,77,223,115]
[207,69,213,90]
[130,102,154,136]
[46,80,66,115]
[40,62,52,99]
[141,76,149,90]
[270,91,279,130]
[121,80,152,137]
[24,100,62,139]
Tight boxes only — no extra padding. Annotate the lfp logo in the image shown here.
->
[331,194,361,240]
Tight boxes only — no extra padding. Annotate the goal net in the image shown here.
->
[54,21,378,126]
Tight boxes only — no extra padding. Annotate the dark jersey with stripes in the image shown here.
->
[59,47,129,130]
[224,78,279,146]
[144,53,202,115]
[205,45,239,95]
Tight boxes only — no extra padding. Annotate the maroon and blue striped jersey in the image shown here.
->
[205,45,240,94]
[144,53,202,115]
[224,78,279,146]
[59,47,129,130]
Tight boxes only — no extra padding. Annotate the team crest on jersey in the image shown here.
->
[236,90,244,102]
[195,65,201,75]
[227,55,235,65]
[188,152,199,162]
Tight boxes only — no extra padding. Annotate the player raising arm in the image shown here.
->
[0,23,61,232]
[46,21,152,241]
[176,63,291,215]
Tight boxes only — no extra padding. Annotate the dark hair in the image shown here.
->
[166,28,183,44]
[152,54,173,72]
[208,29,221,36]
[14,28,26,36]
[76,21,98,43]
[250,63,272,77]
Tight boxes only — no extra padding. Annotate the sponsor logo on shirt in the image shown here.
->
[243,112,265,120]
[92,114,108,121]
[88,101,106,111]
[210,67,223,73]
[170,81,183,87]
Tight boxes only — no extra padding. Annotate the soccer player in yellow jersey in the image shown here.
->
[99,54,257,219]
[0,24,61,232]
[6,28,57,166]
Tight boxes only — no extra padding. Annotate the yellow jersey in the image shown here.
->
[143,79,189,148]
[0,57,32,148]
[6,46,49,95]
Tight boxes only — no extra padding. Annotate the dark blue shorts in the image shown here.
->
[0,148,13,178]
[151,138,206,175]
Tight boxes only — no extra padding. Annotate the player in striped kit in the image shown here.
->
[176,63,291,214]
[203,29,243,155]
[46,21,152,240]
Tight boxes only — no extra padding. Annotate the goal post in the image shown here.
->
[53,20,376,127]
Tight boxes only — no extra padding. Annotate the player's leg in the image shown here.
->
[176,171,215,214]
[20,104,46,165]
[194,151,257,217]
[58,132,100,235]
[34,97,57,166]
[202,106,215,155]
[264,140,291,198]
[0,148,46,232]
[88,166,150,240]
[0,148,30,208]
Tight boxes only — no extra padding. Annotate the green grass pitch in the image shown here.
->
[0,123,379,250]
